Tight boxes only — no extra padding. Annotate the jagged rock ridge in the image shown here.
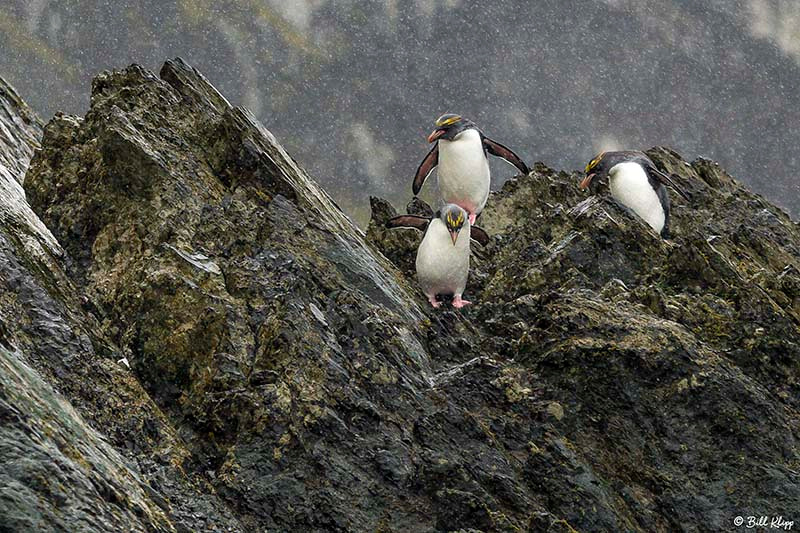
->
[1,59,798,532]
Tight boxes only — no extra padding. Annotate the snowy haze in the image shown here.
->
[2,0,799,223]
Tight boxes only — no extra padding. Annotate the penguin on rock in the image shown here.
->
[386,203,490,308]
[581,150,689,239]
[413,114,529,226]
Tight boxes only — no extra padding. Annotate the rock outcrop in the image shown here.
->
[1,63,242,533]
[1,59,798,532]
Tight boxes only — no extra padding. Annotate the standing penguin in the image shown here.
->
[387,204,490,308]
[581,151,689,239]
[413,114,529,226]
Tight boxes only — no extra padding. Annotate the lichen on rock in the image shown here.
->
[1,58,798,532]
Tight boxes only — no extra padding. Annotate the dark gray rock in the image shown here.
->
[0,77,41,184]
[2,58,798,532]
[0,71,242,532]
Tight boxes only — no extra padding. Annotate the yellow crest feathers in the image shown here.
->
[435,114,462,127]
[585,152,605,173]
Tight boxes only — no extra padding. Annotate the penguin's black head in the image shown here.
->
[581,150,650,191]
[581,151,626,190]
[428,114,476,143]
[581,151,608,190]
[440,203,466,245]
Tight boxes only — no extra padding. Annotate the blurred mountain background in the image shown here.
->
[2,0,799,224]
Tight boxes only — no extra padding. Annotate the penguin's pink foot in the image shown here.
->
[452,295,471,308]
[428,296,441,308]
[468,213,477,225]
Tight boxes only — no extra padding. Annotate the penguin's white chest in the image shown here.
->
[608,162,665,234]
[437,129,490,214]
[416,219,471,297]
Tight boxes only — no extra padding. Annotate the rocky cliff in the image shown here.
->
[1,59,799,532]
[4,1,800,223]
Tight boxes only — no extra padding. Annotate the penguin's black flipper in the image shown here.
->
[647,165,690,201]
[470,226,491,246]
[412,144,439,195]
[386,214,430,232]
[655,183,672,239]
[482,136,529,174]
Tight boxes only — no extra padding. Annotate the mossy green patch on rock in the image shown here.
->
[3,58,799,532]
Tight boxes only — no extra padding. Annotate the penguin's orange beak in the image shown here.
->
[428,128,446,143]
[449,229,459,246]
[580,173,595,189]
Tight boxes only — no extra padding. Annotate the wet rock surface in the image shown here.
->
[1,62,242,533]
[370,154,800,531]
[1,59,798,532]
